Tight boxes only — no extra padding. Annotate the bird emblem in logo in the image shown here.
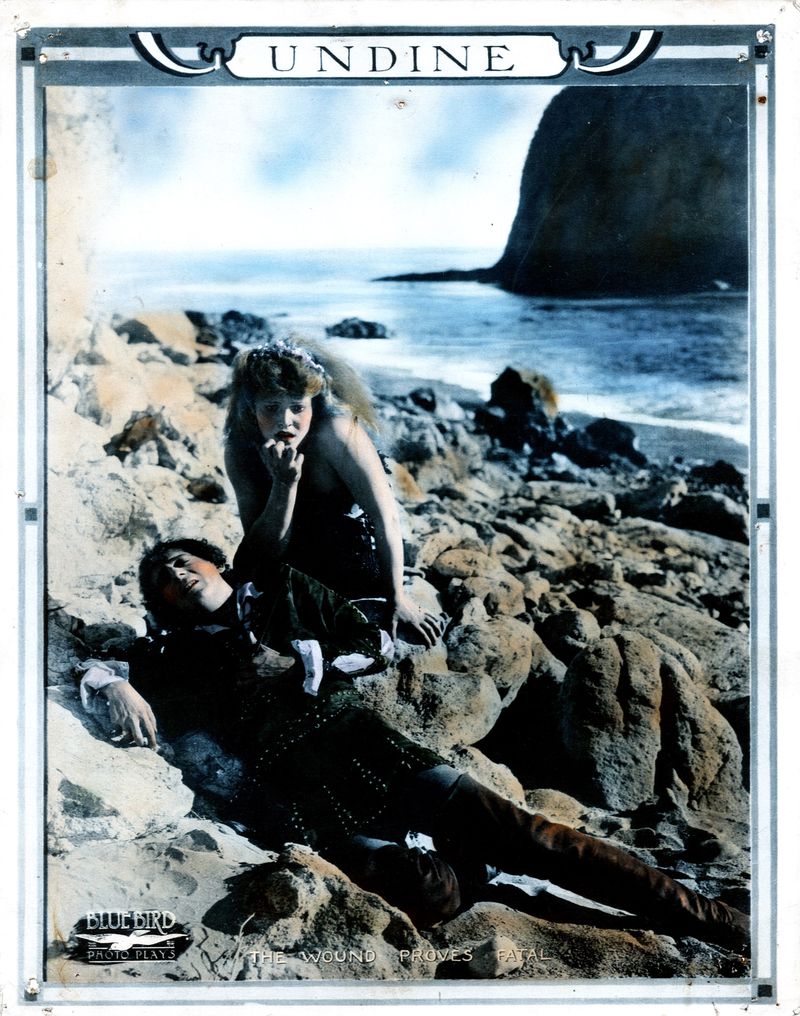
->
[76,930,191,951]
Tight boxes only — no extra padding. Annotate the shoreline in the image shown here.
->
[359,363,748,472]
[564,412,748,472]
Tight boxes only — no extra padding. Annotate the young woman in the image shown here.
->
[79,538,750,950]
[224,340,442,644]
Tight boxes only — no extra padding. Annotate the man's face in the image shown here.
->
[154,548,233,616]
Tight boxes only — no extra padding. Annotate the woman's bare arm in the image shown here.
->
[319,416,443,645]
[224,438,267,532]
[225,436,303,569]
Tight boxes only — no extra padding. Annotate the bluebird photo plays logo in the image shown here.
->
[71,910,192,963]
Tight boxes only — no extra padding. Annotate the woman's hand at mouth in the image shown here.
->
[260,438,305,486]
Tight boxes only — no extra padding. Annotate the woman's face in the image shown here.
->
[254,392,313,448]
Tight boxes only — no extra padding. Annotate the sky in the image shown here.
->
[92,83,561,253]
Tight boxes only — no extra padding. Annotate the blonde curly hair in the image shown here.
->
[225,338,378,448]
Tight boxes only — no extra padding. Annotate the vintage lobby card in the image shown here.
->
[2,0,799,1011]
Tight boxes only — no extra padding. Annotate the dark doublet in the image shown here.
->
[128,564,442,849]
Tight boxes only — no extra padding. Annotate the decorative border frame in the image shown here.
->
[3,0,797,1011]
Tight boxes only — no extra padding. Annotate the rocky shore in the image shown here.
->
[46,310,750,984]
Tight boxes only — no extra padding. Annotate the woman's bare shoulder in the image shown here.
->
[313,412,369,452]
[313,414,388,499]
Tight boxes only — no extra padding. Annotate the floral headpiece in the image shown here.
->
[248,340,326,377]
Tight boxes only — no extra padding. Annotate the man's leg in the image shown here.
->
[328,766,468,928]
[426,774,749,951]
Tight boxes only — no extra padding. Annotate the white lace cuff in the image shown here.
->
[291,639,325,696]
[76,659,129,713]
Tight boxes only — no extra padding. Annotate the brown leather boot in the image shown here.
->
[430,775,749,951]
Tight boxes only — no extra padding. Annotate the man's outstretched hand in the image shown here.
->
[103,681,159,749]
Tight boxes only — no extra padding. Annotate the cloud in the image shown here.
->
[95,83,560,252]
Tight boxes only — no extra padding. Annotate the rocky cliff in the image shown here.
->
[383,85,748,297]
[494,85,748,296]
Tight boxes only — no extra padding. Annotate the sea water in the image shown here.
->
[93,247,748,447]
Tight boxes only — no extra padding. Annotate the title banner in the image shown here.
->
[131,30,663,79]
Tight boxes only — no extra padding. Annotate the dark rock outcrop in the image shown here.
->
[492,86,748,296]
[663,491,748,544]
[474,367,566,454]
[561,418,648,469]
[186,309,274,359]
[325,317,392,339]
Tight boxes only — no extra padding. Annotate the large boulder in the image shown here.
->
[47,690,194,853]
[431,547,526,616]
[655,636,749,821]
[445,616,534,702]
[428,902,736,979]
[561,419,647,469]
[663,492,749,544]
[355,668,503,753]
[205,846,435,979]
[560,632,747,824]
[560,633,663,810]
[474,367,563,452]
[573,582,749,711]
[489,367,557,416]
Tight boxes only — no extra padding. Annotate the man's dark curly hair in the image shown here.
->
[139,538,228,628]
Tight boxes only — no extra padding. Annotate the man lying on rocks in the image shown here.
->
[77,537,749,951]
